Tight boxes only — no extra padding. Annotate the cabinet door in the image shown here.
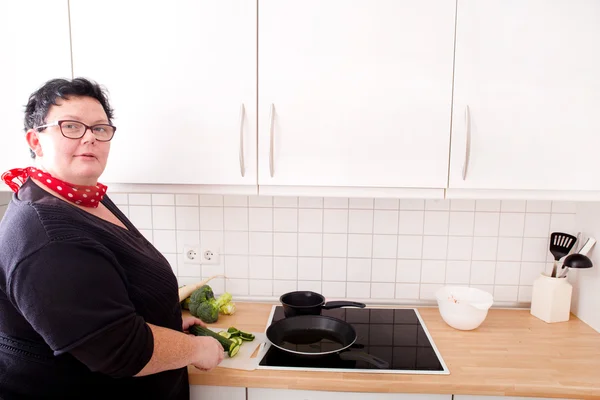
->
[70,0,257,188]
[0,0,71,186]
[248,388,452,400]
[258,0,455,191]
[190,385,246,400]
[450,0,600,191]
[454,396,574,400]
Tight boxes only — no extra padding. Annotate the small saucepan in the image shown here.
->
[280,290,365,318]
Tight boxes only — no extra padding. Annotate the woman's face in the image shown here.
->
[26,96,111,186]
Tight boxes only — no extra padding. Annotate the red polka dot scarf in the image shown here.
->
[1,167,107,208]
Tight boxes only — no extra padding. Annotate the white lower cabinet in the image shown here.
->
[190,385,246,400]
[248,388,451,400]
[454,396,574,400]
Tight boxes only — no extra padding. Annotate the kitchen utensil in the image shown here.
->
[577,237,596,256]
[435,286,493,330]
[208,329,270,371]
[280,291,365,318]
[265,314,389,368]
[549,232,577,277]
[557,253,593,278]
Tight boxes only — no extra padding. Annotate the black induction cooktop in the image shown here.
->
[257,306,449,374]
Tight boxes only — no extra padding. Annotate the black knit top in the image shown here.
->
[0,179,188,399]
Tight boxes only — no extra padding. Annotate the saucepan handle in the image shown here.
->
[322,301,366,310]
[339,351,389,369]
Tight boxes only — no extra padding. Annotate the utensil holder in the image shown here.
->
[530,273,572,323]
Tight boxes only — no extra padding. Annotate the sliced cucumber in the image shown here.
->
[231,337,243,346]
[228,344,241,358]
[218,330,232,339]
[227,327,240,336]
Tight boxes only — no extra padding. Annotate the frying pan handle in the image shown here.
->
[339,351,390,369]
[322,301,366,310]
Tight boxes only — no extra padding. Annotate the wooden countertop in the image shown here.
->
[187,303,600,399]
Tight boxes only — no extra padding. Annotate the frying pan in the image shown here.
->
[280,291,366,317]
[265,314,389,368]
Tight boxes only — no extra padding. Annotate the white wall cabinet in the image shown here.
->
[6,1,600,200]
[69,0,257,192]
[449,0,600,194]
[258,0,456,197]
[190,385,245,400]
[248,388,451,400]
[0,0,72,179]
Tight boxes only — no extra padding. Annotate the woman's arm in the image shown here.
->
[134,322,224,376]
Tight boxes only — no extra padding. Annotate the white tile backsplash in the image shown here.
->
[152,194,175,206]
[298,209,323,232]
[398,211,425,235]
[323,209,348,233]
[176,206,200,230]
[274,257,297,280]
[373,210,399,234]
[372,235,397,259]
[322,281,346,298]
[348,210,373,234]
[396,259,422,283]
[371,259,396,282]
[249,256,273,279]
[347,234,372,258]
[297,257,322,281]
[323,234,347,257]
[129,206,153,229]
[249,232,273,256]
[322,258,346,281]
[95,192,580,306]
[249,208,273,232]
[152,206,176,229]
[175,194,199,206]
[224,207,248,231]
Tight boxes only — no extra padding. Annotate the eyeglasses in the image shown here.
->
[35,120,117,142]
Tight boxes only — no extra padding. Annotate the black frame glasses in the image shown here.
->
[35,120,117,142]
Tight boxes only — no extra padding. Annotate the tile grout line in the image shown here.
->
[491,202,502,299]
[417,200,426,301]
[467,201,477,289]
[369,202,375,300]
[246,197,250,296]
[344,199,350,298]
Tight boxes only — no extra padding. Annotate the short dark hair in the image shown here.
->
[23,77,115,158]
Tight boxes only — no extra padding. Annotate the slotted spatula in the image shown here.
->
[549,232,577,277]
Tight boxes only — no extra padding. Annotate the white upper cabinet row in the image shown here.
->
[1,0,599,199]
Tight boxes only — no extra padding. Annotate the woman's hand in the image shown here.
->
[191,337,225,371]
[183,318,224,371]
[182,316,205,332]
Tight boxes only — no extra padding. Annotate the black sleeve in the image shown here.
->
[7,241,153,378]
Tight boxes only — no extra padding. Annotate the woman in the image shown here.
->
[0,78,224,399]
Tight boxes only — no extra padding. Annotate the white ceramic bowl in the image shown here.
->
[435,286,494,330]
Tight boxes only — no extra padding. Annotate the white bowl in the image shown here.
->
[435,286,494,331]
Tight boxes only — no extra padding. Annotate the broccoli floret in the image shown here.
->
[192,285,214,303]
[195,301,219,323]
[188,285,215,317]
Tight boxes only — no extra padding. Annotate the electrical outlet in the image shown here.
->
[183,245,201,264]
[201,248,219,265]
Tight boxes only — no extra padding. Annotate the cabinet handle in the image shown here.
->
[239,103,246,177]
[461,105,471,180]
[269,103,275,177]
